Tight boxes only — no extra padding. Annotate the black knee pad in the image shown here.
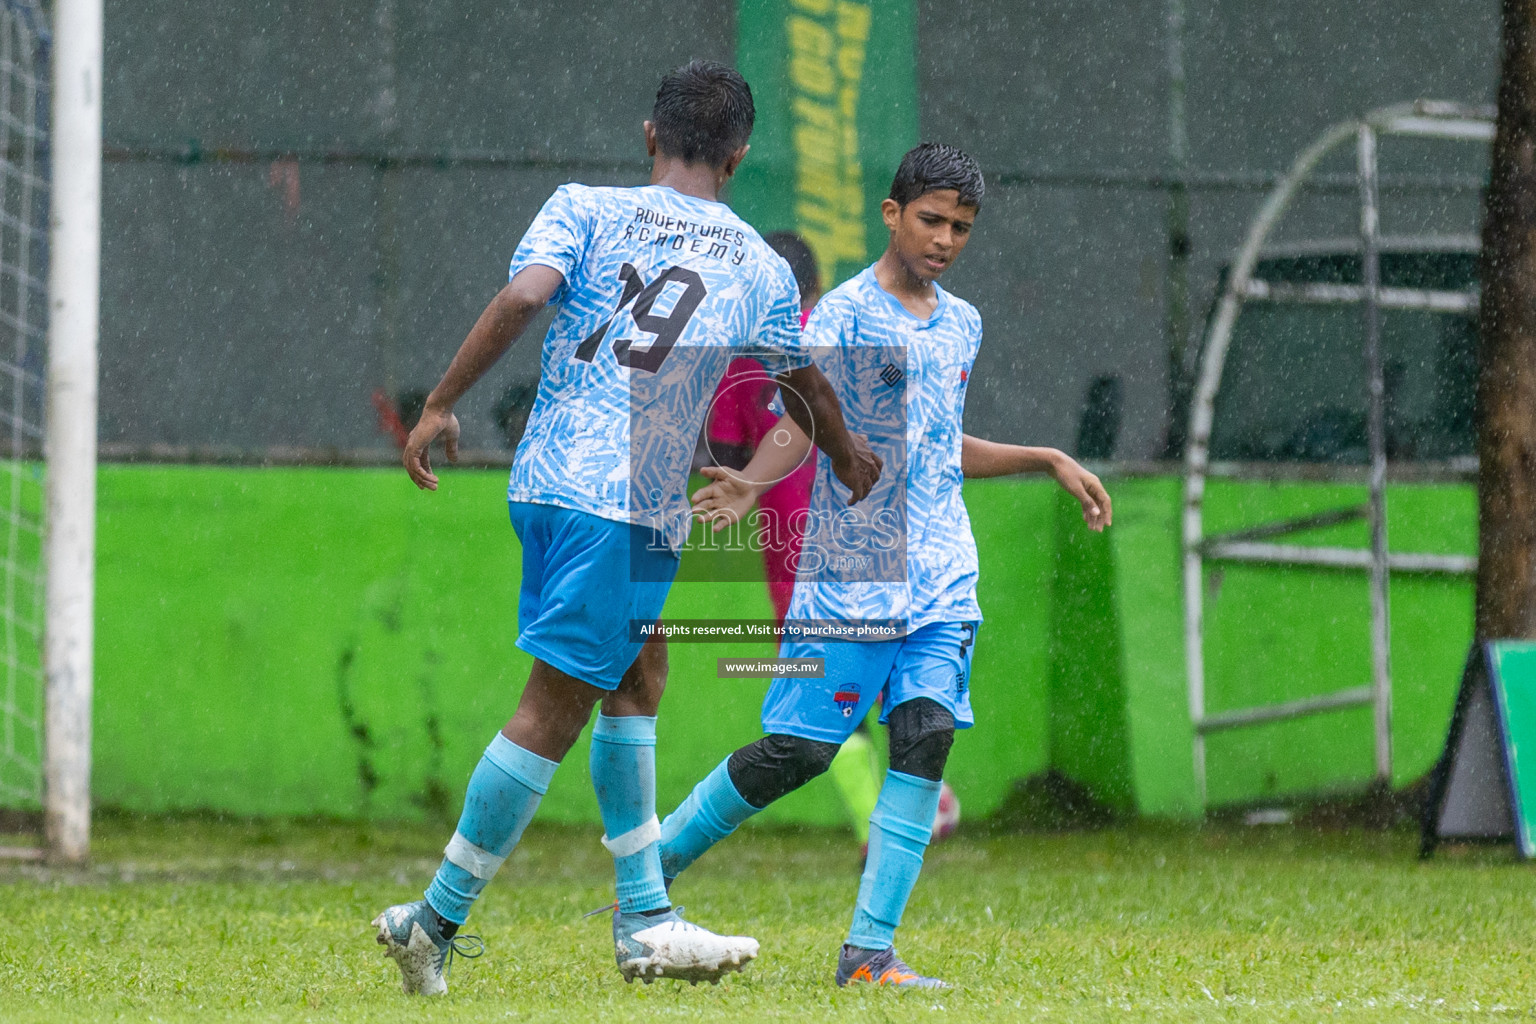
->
[727,733,840,808]
[886,698,955,781]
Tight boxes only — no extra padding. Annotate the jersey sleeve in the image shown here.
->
[800,292,855,349]
[506,184,594,302]
[966,302,984,366]
[747,260,814,375]
[767,294,855,416]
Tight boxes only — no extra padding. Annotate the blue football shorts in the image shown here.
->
[509,501,679,690]
[760,621,978,743]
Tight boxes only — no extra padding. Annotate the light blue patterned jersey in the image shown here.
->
[505,183,810,550]
[787,266,983,631]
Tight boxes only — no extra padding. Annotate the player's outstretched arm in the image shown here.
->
[775,364,881,503]
[404,265,564,491]
[690,414,813,532]
[960,435,1112,532]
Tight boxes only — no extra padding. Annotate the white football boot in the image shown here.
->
[612,907,759,984]
[372,900,483,995]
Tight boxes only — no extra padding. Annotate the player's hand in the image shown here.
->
[690,465,760,533]
[403,406,461,491]
[830,432,881,505]
[1048,452,1111,531]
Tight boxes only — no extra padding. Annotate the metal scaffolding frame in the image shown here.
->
[1182,101,1494,807]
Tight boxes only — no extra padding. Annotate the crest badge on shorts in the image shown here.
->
[833,688,861,717]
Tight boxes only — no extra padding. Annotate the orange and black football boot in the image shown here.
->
[835,945,949,989]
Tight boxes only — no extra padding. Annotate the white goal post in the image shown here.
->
[42,0,100,863]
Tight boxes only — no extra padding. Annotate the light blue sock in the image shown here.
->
[657,757,759,880]
[847,770,942,949]
[424,733,558,925]
[590,714,669,913]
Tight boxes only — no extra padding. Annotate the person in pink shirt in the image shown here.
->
[704,232,821,626]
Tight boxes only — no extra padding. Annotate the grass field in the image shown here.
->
[2,815,1533,1022]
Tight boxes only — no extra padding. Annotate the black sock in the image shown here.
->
[639,905,672,917]
[433,911,459,939]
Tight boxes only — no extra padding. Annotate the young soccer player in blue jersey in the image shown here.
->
[372,61,881,995]
[664,143,1112,989]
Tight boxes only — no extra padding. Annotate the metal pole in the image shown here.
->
[373,0,402,399]
[1183,116,1360,811]
[43,0,101,864]
[1162,0,1193,457]
[1356,125,1393,783]
[1185,104,1484,812]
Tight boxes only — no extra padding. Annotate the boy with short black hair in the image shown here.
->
[372,59,880,995]
[664,142,1112,989]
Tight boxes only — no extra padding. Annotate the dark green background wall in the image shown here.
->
[98,0,1499,460]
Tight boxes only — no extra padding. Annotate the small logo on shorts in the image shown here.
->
[833,690,861,717]
[955,622,976,697]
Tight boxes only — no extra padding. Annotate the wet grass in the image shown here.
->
[1,814,1533,1022]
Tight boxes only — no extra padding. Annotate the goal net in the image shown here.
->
[0,0,48,825]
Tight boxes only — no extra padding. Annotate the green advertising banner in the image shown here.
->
[1424,641,1536,859]
[1491,643,1536,856]
[734,0,918,289]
